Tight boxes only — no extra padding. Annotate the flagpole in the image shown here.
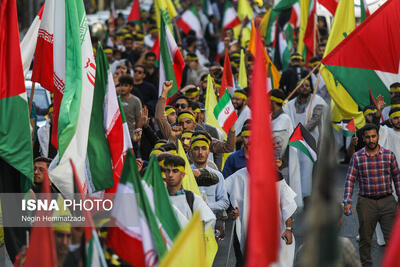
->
[284,62,321,102]
[173,21,182,46]
[28,81,36,116]
[225,220,236,267]
[305,70,321,124]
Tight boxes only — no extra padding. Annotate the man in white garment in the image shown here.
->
[232,89,251,134]
[283,78,327,201]
[164,154,216,230]
[381,83,400,120]
[225,167,297,267]
[270,89,303,207]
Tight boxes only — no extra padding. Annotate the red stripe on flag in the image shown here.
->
[220,49,234,98]
[31,36,54,90]
[127,0,140,21]
[221,112,238,134]
[176,18,192,35]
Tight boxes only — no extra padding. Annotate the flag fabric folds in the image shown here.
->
[335,119,356,137]
[288,123,318,162]
[319,0,365,129]
[322,0,398,110]
[176,6,202,38]
[214,92,238,134]
[245,28,280,267]
[220,50,235,97]
[158,14,185,97]
[127,0,141,23]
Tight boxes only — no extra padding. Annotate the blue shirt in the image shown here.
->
[222,149,246,178]
[191,165,229,212]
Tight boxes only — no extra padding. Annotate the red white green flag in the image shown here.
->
[176,6,202,38]
[158,14,185,97]
[288,123,317,162]
[335,119,356,137]
[220,49,235,97]
[87,44,126,192]
[322,0,399,110]
[48,0,96,197]
[214,91,238,134]
[127,0,141,24]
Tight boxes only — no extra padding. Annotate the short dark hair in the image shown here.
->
[160,143,177,152]
[363,105,376,113]
[189,101,200,110]
[192,130,212,143]
[389,107,400,117]
[173,95,189,105]
[163,155,185,168]
[133,64,146,72]
[34,157,52,166]
[391,95,400,105]
[145,52,156,59]
[362,123,379,136]
[390,82,400,88]
[118,74,134,86]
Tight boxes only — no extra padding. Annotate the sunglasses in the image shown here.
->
[175,103,187,109]
[134,69,144,74]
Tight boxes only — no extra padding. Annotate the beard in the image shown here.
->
[233,102,243,110]
[366,141,378,150]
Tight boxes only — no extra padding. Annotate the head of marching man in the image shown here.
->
[363,105,378,124]
[389,107,400,131]
[190,137,211,168]
[270,89,286,113]
[163,155,186,195]
[33,157,52,188]
[297,78,313,98]
[177,110,197,131]
[232,88,248,112]
[241,124,251,151]
[362,123,380,152]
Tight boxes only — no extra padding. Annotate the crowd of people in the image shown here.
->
[20,1,400,267]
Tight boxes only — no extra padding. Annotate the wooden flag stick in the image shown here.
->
[305,70,322,124]
[284,62,321,102]
[28,81,36,116]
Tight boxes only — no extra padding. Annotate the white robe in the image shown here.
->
[272,112,303,207]
[225,168,297,267]
[37,119,51,157]
[234,105,251,134]
[283,95,327,197]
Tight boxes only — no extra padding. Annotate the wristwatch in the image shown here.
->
[286,227,292,231]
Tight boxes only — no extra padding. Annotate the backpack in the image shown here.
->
[184,190,194,213]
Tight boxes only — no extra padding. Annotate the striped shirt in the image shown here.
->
[344,146,400,205]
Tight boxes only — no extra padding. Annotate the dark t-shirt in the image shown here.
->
[132,81,158,115]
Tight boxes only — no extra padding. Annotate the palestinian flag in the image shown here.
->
[321,0,399,110]
[20,4,44,77]
[48,0,96,196]
[71,160,107,267]
[158,14,185,97]
[127,0,140,24]
[214,91,238,134]
[87,44,126,193]
[335,119,356,137]
[176,6,202,38]
[303,0,316,65]
[0,0,34,261]
[142,156,181,249]
[106,150,167,267]
[288,123,317,162]
[220,49,235,97]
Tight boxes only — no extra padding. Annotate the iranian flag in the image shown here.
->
[214,91,238,134]
[142,156,181,249]
[20,4,44,77]
[288,123,317,162]
[335,119,356,137]
[106,150,167,267]
[86,44,125,193]
[70,160,107,267]
[222,1,241,36]
[48,0,96,197]
[220,49,235,97]
[176,6,202,38]
[158,14,185,97]
[321,0,400,110]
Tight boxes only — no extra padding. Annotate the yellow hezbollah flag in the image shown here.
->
[249,21,281,88]
[238,0,253,20]
[159,212,206,267]
[155,0,177,31]
[238,49,248,89]
[177,141,218,266]
[297,0,309,55]
[259,8,271,39]
[320,0,365,129]
[205,75,225,134]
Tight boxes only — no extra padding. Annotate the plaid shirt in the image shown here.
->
[344,146,400,205]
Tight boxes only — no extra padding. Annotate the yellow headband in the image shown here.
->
[364,109,377,117]
[391,104,400,108]
[150,149,163,157]
[233,91,247,100]
[164,165,185,173]
[104,48,113,53]
[192,108,200,113]
[48,106,54,114]
[191,140,210,149]
[192,134,210,144]
[166,150,178,156]
[149,28,158,33]
[390,87,400,93]
[390,111,400,120]
[165,107,175,116]
[181,132,193,139]
[177,113,195,123]
[186,55,198,61]
[135,40,144,44]
[185,90,199,97]
[154,141,166,148]
[241,130,251,137]
[270,96,284,103]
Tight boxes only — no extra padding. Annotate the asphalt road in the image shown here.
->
[213,162,386,267]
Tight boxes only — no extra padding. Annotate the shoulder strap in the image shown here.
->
[184,190,195,213]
